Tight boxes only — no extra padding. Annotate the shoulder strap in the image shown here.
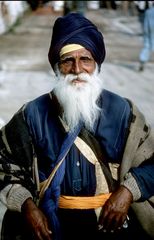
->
[79,128,117,192]
[39,127,117,201]
[39,120,82,201]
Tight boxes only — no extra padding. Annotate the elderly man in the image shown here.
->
[0,13,154,240]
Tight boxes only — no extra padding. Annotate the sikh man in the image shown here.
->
[0,12,154,240]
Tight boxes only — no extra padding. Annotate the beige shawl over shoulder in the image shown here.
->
[120,101,154,238]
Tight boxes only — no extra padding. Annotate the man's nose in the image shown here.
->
[72,60,82,74]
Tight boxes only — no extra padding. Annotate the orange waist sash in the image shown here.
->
[58,193,111,209]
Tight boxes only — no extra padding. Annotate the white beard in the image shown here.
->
[53,65,104,131]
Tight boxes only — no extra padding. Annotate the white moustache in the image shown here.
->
[65,73,92,84]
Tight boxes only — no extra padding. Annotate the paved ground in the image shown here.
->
[0,4,154,128]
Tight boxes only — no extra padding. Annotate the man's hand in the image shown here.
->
[98,186,133,232]
[21,198,52,240]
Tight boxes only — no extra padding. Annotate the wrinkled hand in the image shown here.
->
[98,186,133,232]
[22,198,52,240]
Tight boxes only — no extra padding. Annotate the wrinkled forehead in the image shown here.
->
[60,44,94,59]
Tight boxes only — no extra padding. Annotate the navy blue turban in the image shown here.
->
[48,12,106,70]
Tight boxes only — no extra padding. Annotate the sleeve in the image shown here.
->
[121,161,154,202]
[0,184,33,212]
[129,162,154,201]
[0,106,36,198]
[120,172,142,201]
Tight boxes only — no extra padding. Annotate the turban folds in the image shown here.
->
[48,12,106,70]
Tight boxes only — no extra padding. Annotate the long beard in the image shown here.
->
[53,66,103,131]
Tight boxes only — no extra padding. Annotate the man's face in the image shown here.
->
[58,48,96,86]
[53,49,103,131]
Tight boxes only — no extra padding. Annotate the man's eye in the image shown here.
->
[61,59,73,65]
[80,57,92,63]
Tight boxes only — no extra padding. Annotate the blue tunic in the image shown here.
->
[24,89,130,196]
[23,89,154,239]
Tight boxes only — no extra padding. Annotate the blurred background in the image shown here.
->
[0,0,154,129]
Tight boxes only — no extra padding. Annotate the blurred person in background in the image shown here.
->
[135,1,154,71]
[135,0,153,30]
[26,0,50,11]
[0,12,154,240]
[63,1,87,15]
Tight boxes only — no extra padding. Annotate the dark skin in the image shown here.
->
[21,48,133,238]
[21,198,52,240]
[21,186,133,238]
[59,48,96,76]
[98,186,133,232]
